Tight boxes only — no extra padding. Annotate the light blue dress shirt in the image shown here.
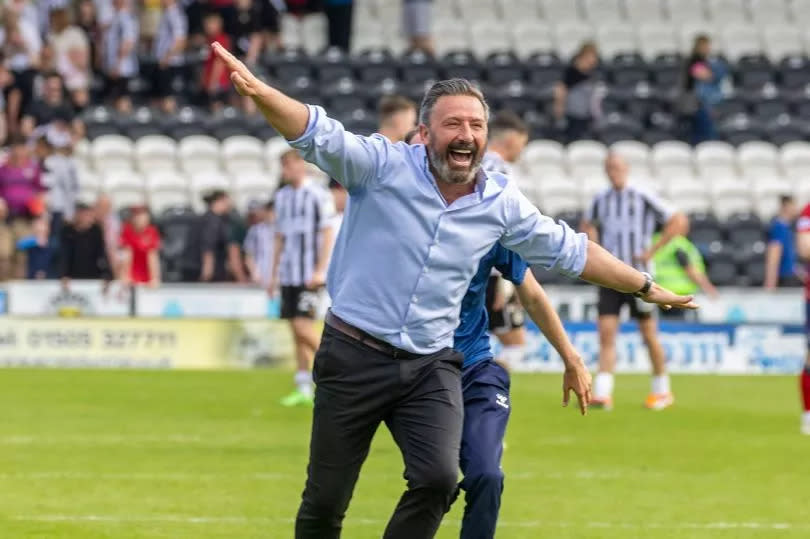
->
[288,105,588,354]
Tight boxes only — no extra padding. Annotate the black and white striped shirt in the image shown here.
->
[153,4,187,66]
[274,181,335,287]
[584,184,673,270]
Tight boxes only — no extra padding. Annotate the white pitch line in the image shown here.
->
[8,515,806,530]
[0,470,657,481]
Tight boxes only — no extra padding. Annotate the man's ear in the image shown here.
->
[418,123,429,144]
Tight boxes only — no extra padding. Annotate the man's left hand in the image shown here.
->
[563,360,592,416]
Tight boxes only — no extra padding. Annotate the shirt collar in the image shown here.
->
[419,148,505,209]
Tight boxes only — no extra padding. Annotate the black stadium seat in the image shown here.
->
[400,50,440,83]
[312,47,354,83]
[484,51,525,85]
[704,245,738,286]
[606,53,649,89]
[595,113,643,145]
[688,212,724,253]
[735,54,774,92]
[778,55,810,91]
[441,50,483,81]
[717,114,766,145]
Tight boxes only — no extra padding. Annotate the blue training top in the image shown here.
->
[454,243,528,369]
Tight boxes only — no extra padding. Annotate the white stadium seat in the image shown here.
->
[780,141,810,177]
[536,174,581,215]
[737,141,780,175]
[762,24,803,62]
[134,135,177,172]
[458,0,499,22]
[651,141,693,175]
[694,141,737,175]
[580,174,610,206]
[178,135,221,174]
[582,0,624,22]
[149,189,191,215]
[709,175,753,219]
[146,170,188,191]
[510,21,554,58]
[609,140,650,169]
[566,140,608,168]
[722,24,763,61]
[434,22,471,55]
[553,21,595,61]
[540,0,583,22]
[751,175,794,219]
[750,0,790,23]
[596,23,638,58]
[521,139,566,168]
[501,0,542,21]
[665,175,712,213]
[624,0,665,21]
[665,0,705,23]
[103,170,145,191]
[469,22,511,57]
[91,135,134,172]
[678,22,719,54]
[221,135,264,174]
[706,0,747,22]
[637,23,679,59]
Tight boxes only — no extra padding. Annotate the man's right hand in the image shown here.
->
[641,283,699,310]
[562,360,592,416]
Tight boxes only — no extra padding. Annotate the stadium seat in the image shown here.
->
[566,140,609,177]
[706,0,747,22]
[679,22,719,54]
[709,176,753,219]
[189,171,231,210]
[637,24,679,60]
[594,113,644,145]
[553,22,595,61]
[91,135,134,173]
[665,0,706,24]
[434,22,472,56]
[780,141,810,177]
[582,0,624,21]
[751,175,794,219]
[458,0,499,22]
[221,136,266,174]
[484,51,525,85]
[651,140,694,176]
[624,0,665,21]
[694,141,737,176]
[706,253,739,286]
[501,0,541,21]
[688,212,723,251]
[749,0,790,23]
[148,188,191,215]
[609,140,650,169]
[597,23,638,59]
[540,0,582,22]
[725,211,765,245]
[665,175,712,214]
[178,135,221,174]
[762,25,803,63]
[526,52,563,91]
[134,135,177,173]
[510,21,554,60]
[580,173,610,206]
[536,174,581,215]
[717,114,766,145]
[778,55,810,91]
[722,25,763,62]
[521,139,566,168]
[737,141,780,174]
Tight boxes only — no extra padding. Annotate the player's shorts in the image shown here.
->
[486,276,525,334]
[281,285,323,320]
[598,287,655,320]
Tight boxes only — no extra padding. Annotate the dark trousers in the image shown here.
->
[325,3,354,51]
[295,324,464,539]
[459,360,511,539]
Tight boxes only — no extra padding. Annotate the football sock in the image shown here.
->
[652,374,671,395]
[593,372,614,399]
[295,370,313,398]
[801,366,810,412]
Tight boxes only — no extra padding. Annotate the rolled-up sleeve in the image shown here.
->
[500,186,588,278]
[287,105,390,192]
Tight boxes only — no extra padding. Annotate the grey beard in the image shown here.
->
[427,144,481,185]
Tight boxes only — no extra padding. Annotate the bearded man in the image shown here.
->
[211,42,698,539]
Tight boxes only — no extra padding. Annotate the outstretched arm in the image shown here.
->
[211,42,309,139]
[515,271,591,415]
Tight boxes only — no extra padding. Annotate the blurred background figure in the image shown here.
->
[402,0,433,55]
[324,0,353,53]
[16,214,55,280]
[103,0,139,113]
[765,195,802,289]
[20,72,81,139]
[46,6,91,109]
[1,7,42,136]
[39,126,79,244]
[243,200,275,288]
[0,135,44,278]
[181,189,232,282]
[682,34,727,144]
[60,200,112,284]
[119,205,161,287]
[96,194,121,280]
[0,199,13,281]
[653,232,718,320]
[377,95,417,142]
[201,10,232,111]
[153,0,188,113]
[553,41,601,143]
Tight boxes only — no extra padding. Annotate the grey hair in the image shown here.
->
[418,79,490,126]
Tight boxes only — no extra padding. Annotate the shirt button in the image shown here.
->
[412,295,418,303]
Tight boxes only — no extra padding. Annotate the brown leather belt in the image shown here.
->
[325,311,421,359]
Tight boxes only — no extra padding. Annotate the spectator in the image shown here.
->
[153,0,188,113]
[46,7,91,109]
[0,60,10,146]
[60,200,112,282]
[377,95,417,142]
[181,189,231,282]
[119,206,161,286]
[209,0,237,30]
[0,199,12,281]
[201,10,231,110]
[0,136,45,277]
[2,9,42,134]
[16,214,56,280]
[324,0,353,52]
[231,0,264,65]
[103,0,139,113]
[40,127,78,240]
[243,200,275,287]
[95,193,121,278]
[765,195,802,289]
[76,0,102,70]
[553,41,601,143]
[139,0,163,50]
[682,34,727,145]
[402,0,434,56]
[652,232,718,320]
[20,72,80,138]
[227,206,249,283]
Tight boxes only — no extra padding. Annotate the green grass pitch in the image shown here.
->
[0,369,808,538]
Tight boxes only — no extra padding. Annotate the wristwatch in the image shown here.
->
[633,272,653,298]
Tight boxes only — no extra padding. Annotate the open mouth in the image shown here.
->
[447,148,474,168]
